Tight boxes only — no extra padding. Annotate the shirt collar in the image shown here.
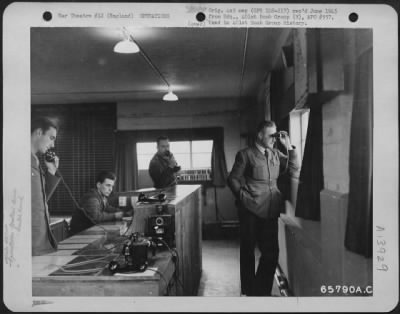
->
[94,188,106,201]
[255,142,266,154]
[31,152,39,167]
[255,142,275,156]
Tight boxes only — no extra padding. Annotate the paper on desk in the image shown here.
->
[114,267,159,277]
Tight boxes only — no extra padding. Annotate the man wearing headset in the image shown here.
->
[228,120,300,296]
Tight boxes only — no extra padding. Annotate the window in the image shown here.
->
[137,140,213,170]
[289,109,310,161]
[136,142,158,171]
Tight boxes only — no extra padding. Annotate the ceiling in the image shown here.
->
[31,27,289,104]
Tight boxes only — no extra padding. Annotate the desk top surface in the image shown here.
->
[33,221,173,281]
[119,184,201,207]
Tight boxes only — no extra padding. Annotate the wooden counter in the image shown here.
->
[33,185,202,297]
[50,217,70,243]
[33,222,176,296]
[116,184,203,296]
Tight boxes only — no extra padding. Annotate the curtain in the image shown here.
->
[114,134,138,192]
[295,104,324,220]
[211,130,228,187]
[344,48,373,257]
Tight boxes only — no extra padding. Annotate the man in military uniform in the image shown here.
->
[228,120,300,296]
[31,117,61,256]
[149,136,181,189]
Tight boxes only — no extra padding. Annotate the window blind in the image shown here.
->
[32,103,116,215]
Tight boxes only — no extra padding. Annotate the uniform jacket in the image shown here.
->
[148,153,177,189]
[228,145,299,219]
[69,188,120,235]
[31,153,61,256]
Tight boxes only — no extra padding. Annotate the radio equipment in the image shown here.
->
[147,214,175,248]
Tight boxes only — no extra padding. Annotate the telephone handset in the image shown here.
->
[44,149,57,162]
[272,131,290,174]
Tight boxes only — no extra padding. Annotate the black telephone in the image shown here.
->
[44,149,57,162]
[108,233,156,274]
[272,131,290,174]
[138,192,167,203]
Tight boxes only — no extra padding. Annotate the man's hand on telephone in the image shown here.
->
[278,131,293,151]
[45,155,59,175]
[168,154,178,168]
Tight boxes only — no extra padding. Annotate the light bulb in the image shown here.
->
[163,91,179,101]
[113,39,139,54]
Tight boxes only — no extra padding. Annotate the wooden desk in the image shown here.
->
[33,185,202,297]
[50,217,70,243]
[117,184,203,296]
[32,222,176,296]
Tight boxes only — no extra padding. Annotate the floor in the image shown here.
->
[197,239,281,297]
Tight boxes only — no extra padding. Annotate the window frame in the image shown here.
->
[289,108,310,163]
[136,139,213,171]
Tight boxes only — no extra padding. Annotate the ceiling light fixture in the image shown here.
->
[113,28,139,54]
[115,27,179,101]
[163,89,179,101]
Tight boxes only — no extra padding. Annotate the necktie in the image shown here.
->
[38,162,58,249]
[265,149,275,166]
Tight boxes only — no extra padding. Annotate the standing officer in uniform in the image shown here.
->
[228,120,299,296]
[31,117,61,256]
[149,136,181,189]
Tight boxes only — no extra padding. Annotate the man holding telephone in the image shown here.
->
[149,136,181,189]
[228,120,300,296]
[31,117,61,256]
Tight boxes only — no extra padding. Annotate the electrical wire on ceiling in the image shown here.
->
[238,28,249,99]
[115,27,178,101]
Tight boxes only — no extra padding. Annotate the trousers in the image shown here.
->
[239,208,279,296]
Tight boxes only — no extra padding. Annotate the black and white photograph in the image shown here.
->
[2,2,398,312]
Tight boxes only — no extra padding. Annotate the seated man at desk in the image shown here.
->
[149,136,181,189]
[69,171,129,235]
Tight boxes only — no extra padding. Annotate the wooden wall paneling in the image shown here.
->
[319,29,345,92]
[293,29,345,109]
[293,28,308,108]
[306,29,319,94]
[174,199,184,295]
